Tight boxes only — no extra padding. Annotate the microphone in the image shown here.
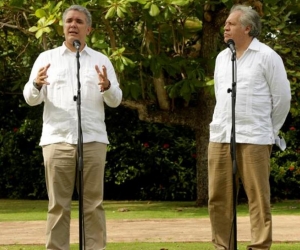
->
[227,39,236,54]
[73,40,81,50]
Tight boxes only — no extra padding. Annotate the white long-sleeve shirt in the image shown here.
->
[210,38,291,145]
[23,43,122,146]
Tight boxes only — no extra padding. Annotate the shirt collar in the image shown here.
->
[247,37,260,51]
[60,42,92,56]
[225,37,260,55]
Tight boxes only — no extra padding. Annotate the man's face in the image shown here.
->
[224,10,250,46]
[63,10,91,51]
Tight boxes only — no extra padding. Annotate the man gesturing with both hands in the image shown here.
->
[23,5,122,250]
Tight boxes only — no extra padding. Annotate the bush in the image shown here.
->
[0,96,46,199]
[270,123,300,200]
[105,106,197,201]
[0,102,299,201]
[0,103,197,200]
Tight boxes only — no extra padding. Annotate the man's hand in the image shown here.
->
[95,65,110,92]
[34,64,51,89]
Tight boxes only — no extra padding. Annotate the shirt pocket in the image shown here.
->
[81,69,101,106]
[47,69,73,109]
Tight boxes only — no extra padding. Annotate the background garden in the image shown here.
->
[0,0,300,203]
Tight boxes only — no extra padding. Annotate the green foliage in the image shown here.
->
[261,0,300,199]
[0,0,199,200]
[87,0,206,102]
[262,0,300,117]
[2,102,298,201]
[1,0,300,201]
[0,0,47,199]
[0,105,46,199]
[105,106,197,200]
[0,104,197,200]
[270,127,300,199]
[29,1,63,39]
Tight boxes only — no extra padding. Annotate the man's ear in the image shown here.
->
[86,26,92,35]
[245,25,251,35]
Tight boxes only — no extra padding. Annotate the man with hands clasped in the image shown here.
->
[208,4,291,250]
[23,4,122,250]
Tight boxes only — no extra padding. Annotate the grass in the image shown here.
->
[1,242,300,250]
[0,199,299,249]
[0,199,299,222]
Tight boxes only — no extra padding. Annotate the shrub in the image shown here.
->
[105,106,197,201]
[270,123,300,199]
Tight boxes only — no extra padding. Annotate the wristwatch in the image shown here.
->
[33,81,41,90]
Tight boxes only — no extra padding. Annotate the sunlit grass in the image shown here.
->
[0,199,299,221]
[1,242,300,250]
[0,199,299,249]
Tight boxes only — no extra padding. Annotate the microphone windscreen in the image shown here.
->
[227,39,235,46]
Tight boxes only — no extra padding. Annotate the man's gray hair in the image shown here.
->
[62,5,92,27]
[230,4,261,37]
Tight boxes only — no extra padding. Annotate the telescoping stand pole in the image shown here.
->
[73,40,85,250]
[227,39,238,250]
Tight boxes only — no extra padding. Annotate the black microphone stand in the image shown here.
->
[227,49,238,250]
[74,46,85,250]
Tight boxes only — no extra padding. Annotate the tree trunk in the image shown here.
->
[195,6,227,205]
[195,90,215,206]
[123,5,228,206]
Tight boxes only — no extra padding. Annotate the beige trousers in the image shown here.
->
[208,142,272,250]
[43,142,107,250]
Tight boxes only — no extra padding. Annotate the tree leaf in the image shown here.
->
[35,9,47,18]
[105,6,116,19]
[117,7,125,18]
[170,0,189,6]
[149,4,160,17]
[28,26,39,32]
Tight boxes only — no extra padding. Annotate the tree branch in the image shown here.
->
[0,22,20,29]
[122,99,200,129]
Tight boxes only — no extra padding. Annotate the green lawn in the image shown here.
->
[0,199,299,249]
[0,199,299,221]
[1,242,300,250]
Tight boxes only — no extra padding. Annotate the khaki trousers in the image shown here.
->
[208,142,272,250]
[43,142,107,250]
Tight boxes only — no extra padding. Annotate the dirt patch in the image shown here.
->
[0,216,299,245]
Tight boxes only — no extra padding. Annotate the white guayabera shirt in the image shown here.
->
[23,43,122,146]
[210,38,291,147]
